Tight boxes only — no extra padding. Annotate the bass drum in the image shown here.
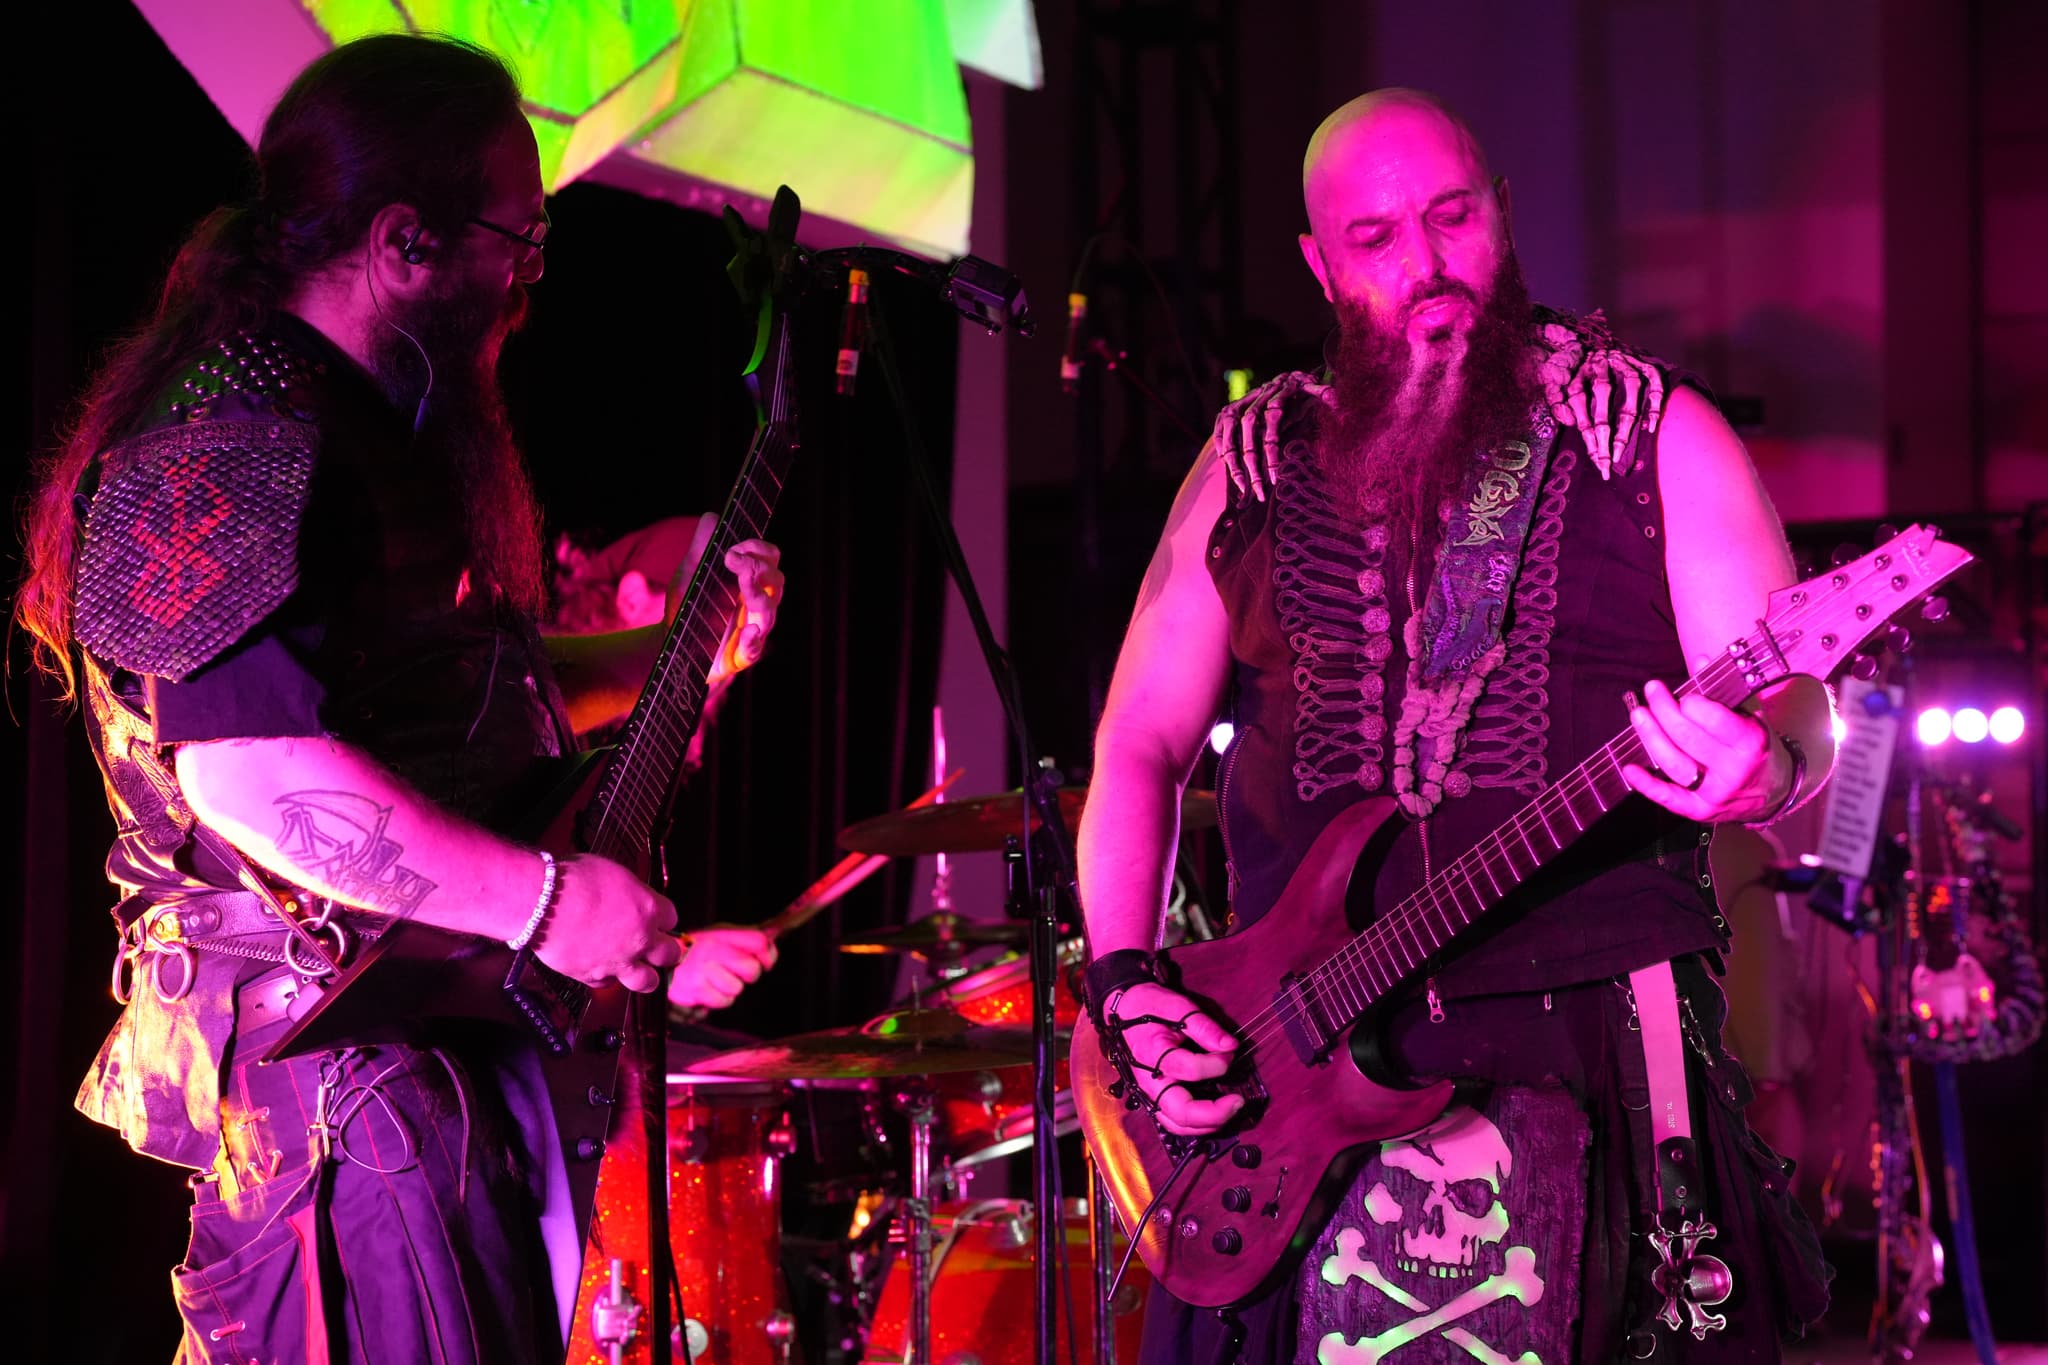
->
[863,1199,1149,1365]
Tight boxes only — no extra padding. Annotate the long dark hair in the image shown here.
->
[18,33,545,696]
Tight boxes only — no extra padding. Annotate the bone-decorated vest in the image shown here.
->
[1206,384,1725,999]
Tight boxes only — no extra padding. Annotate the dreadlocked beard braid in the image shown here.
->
[1317,253,1538,551]
[368,272,545,617]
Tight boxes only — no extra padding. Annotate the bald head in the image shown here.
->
[1303,89,1490,193]
[1296,87,1512,344]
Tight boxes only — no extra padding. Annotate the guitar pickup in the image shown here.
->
[1274,972,1337,1064]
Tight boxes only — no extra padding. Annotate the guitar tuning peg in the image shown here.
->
[1920,595,1951,622]
[1831,542,1862,569]
[1876,523,1900,543]
[1886,623,1913,655]
[1849,652,1881,682]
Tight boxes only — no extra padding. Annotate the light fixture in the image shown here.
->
[1209,721,1235,755]
[1989,706,2025,745]
[1952,708,1990,744]
[1916,708,1952,746]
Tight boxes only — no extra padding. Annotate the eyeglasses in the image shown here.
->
[468,209,550,266]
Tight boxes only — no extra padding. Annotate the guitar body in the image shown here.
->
[268,750,637,1242]
[1073,798,1455,1308]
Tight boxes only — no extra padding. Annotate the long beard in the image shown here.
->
[1318,255,1536,546]
[369,275,544,613]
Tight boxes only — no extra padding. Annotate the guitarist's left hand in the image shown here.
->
[1621,679,1793,823]
[697,538,784,683]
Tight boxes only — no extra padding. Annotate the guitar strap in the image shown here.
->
[1627,960,1734,1352]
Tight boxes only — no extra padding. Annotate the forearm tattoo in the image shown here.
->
[274,789,438,914]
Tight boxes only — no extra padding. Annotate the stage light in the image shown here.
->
[1210,721,1235,755]
[1953,708,1989,744]
[1990,706,2025,745]
[1917,708,1952,746]
[1831,715,1849,743]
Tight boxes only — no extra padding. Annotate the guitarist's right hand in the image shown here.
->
[1108,982,1245,1135]
[535,854,684,994]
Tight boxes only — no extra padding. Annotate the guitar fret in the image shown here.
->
[1423,881,1455,938]
[1490,835,1526,883]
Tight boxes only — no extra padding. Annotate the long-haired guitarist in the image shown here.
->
[1077,89,1838,1363]
[16,35,782,1363]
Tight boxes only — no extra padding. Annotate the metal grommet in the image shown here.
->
[1643,525,1657,539]
[1636,491,1652,505]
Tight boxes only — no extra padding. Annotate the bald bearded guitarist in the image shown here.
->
[1077,90,1836,1364]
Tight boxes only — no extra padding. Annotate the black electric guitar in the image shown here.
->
[1073,527,1973,1307]
[267,193,808,1246]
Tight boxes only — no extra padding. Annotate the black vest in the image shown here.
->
[1206,393,1725,998]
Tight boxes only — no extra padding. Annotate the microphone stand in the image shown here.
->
[819,248,1076,1365]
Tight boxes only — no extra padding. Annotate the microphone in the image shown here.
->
[1059,291,1088,394]
[835,268,870,397]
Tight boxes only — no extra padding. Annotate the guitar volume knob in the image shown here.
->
[1211,1228,1243,1256]
[1232,1144,1261,1169]
[1222,1186,1252,1213]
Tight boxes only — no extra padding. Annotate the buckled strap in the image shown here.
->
[146,891,278,942]
[1629,960,1735,1346]
[1629,960,1700,1216]
[235,964,328,1035]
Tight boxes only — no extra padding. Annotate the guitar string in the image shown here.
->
[592,317,797,846]
[589,433,790,856]
[1227,560,1940,1054]
[1212,566,1903,1056]
[1207,651,1733,1053]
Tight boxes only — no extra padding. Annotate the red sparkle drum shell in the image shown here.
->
[927,947,1084,1167]
[569,1074,795,1365]
[863,1199,1150,1365]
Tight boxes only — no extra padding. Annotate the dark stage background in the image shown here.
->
[10,0,2048,1361]
[10,0,964,1358]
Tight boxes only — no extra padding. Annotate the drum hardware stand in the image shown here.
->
[1087,1157,1116,1365]
[591,1258,644,1365]
[844,248,1074,1365]
[887,1082,940,1364]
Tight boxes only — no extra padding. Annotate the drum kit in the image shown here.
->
[572,784,1215,1365]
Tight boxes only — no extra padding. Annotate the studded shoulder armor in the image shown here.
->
[74,331,326,680]
[152,329,321,426]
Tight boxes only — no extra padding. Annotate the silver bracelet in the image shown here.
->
[1745,735,1808,828]
[507,851,559,951]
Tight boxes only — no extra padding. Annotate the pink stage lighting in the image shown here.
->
[1952,708,1990,743]
[1916,708,1953,746]
[1989,706,2025,745]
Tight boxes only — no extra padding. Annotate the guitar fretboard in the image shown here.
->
[582,327,799,863]
[1307,647,1757,1017]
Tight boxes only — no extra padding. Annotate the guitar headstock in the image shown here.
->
[1727,525,1973,693]
[724,185,805,426]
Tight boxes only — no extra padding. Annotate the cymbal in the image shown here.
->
[838,786,1217,857]
[838,910,1027,956]
[684,1004,1061,1080]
